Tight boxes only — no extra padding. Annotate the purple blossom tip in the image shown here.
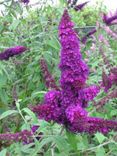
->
[40,58,59,90]
[74,1,89,11]
[0,130,32,143]
[81,28,97,44]
[102,70,112,92]
[0,46,27,61]
[59,9,89,89]
[102,12,117,26]
[21,0,29,4]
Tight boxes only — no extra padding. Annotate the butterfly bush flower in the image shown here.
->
[32,9,117,134]
[0,130,32,143]
[101,67,117,92]
[103,26,117,40]
[58,9,89,90]
[102,11,117,26]
[81,28,97,44]
[0,126,42,144]
[40,58,59,90]
[0,9,117,144]
[0,46,27,60]
[74,1,89,11]
[109,67,117,84]
[102,70,112,92]
[21,0,29,4]
[98,34,109,46]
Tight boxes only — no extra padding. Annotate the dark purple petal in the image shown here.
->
[103,12,117,26]
[87,117,117,134]
[78,85,100,107]
[40,58,59,90]
[0,46,27,60]
[30,9,117,135]
[81,28,97,44]
[59,9,89,90]
[74,1,89,11]
[102,70,112,92]
[21,0,29,4]
[0,130,32,143]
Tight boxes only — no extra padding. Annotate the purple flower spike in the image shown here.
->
[81,28,97,44]
[87,117,117,134]
[0,130,32,143]
[59,9,89,89]
[40,58,59,90]
[31,9,117,135]
[74,1,89,11]
[66,105,88,124]
[102,12,117,26]
[102,70,112,92]
[109,67,117,85]
[0,46,27,60]
[21,0,29,4]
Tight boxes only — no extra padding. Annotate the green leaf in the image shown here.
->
[95,132,107,144]
[31,91,46,99]
[0,110,18,120]
[95,147,105,156]
[54,136,70,155]
[0,149,7,156]
[66,131,77,150]
[9,19,20,30]
[110,110,117,116]
[0,89,9,105]
[47,37,60,50]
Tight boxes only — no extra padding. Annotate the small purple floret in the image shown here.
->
[74,1,89,11]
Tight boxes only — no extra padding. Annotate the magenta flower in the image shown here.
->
[109,67,117,85]
[0,46,27,60]
[81,28,97,44]
[102,70,112,92]
[74,1,89,11]
[102,11,117,26]
[21,0,29,4]
[32,9,117,134]
[101,68,117,92]
[0,130,32,143]
[40,58,59,90]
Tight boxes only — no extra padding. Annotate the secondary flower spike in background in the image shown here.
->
[0,46,27,60]
[102,11,117,26]
[21,0,29,4]
[32,9,117,134]
[74,1,89,11]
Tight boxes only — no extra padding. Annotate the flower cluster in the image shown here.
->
[40,58,59,90]
[32,9,117,134]
[0,125,41,144]
[81,28,97,44]
[102,11,117,26]
[0,130,32,143]
[67,0,89,11]
[0,8,117,145]
[0,46,27,60]
[74,1,89,11]
[21,0,29,4]
[102,67,117,92]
